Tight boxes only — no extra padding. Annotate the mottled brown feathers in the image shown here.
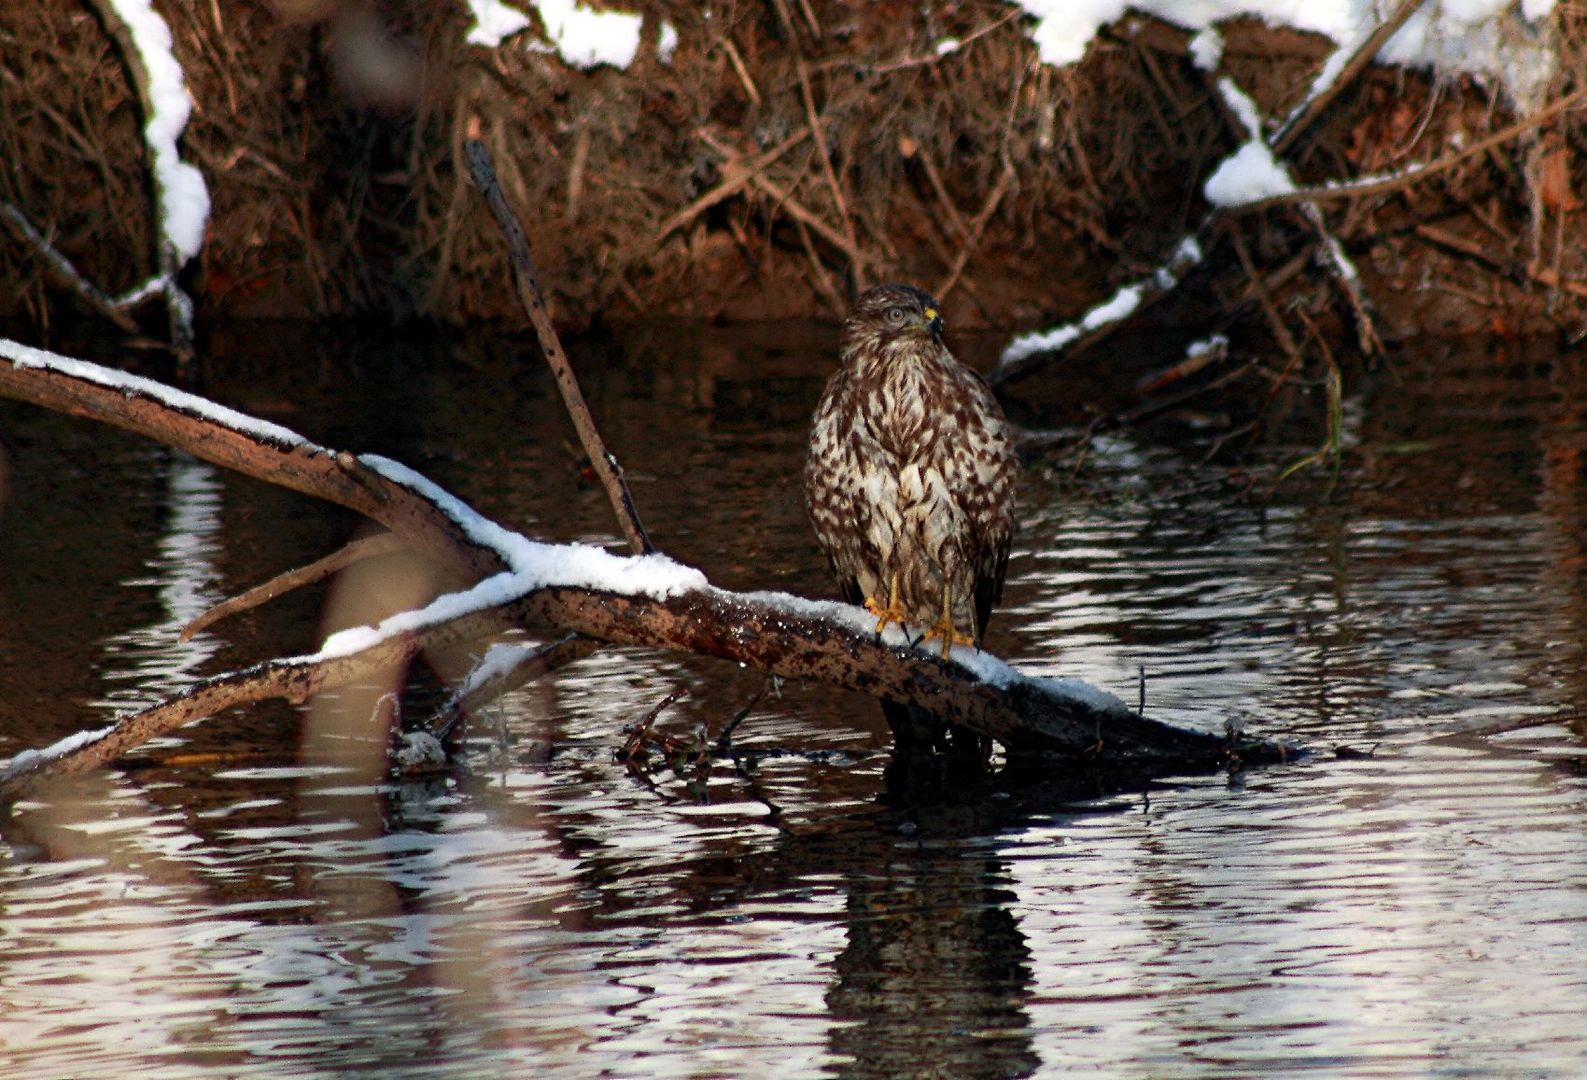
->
[804,283,1018,651]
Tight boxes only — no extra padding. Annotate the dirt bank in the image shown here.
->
[3,2,1584,349]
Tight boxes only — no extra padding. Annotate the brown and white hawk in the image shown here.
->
[805,284,1018,752]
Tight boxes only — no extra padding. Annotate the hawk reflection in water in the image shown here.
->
[805,284,1018,754]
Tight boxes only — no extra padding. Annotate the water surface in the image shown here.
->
[1,326,1585,1077]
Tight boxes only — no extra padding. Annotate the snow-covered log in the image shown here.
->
[0,338,1289,805]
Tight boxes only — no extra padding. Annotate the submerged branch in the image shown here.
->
[180,532,408,642]
[0,570,1285,804]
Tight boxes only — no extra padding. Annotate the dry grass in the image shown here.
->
[1,0,1582,337]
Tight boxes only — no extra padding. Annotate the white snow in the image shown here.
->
[466,0,531,47]
[998,283,1141,366]
[1215,76,1266,140]
[2,725,116,782]
[1203,139,1297,206]
[109,0,209,263]
[533,1,643,69]
[1188,26,1223,71]
[0,338,309,449]
[466,0,674,68]
[1014,0,1558,106]
[1157,237,1204,288]
[316,456,708,658]
[358,455,706,595]
[1000,235,1202,369]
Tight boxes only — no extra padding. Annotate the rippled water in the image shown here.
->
[2,326,1586,1077]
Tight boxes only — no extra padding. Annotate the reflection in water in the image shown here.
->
[94,452,226,712]
[828,834,1037,1079]
[2,328,1587,1076]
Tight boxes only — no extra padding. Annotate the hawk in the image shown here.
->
[805,284,1019,753]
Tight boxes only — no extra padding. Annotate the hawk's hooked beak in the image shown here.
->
[923,306,944,337]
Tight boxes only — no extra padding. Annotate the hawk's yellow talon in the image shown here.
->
[864,570,907,634]
[920,584,974,658]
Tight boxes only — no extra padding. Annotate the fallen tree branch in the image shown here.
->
[0,556,1289,804]
[0,338,504,583]
[0,339,1293,806]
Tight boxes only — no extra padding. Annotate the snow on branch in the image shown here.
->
[13,1,212,361]
[994,3,1426,384]
[992,238,1201,386]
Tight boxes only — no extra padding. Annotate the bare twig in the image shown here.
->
[1271,0,1426,156]
[715,679,769,750]
[466,139,654,556]
[900,136,970,242]
[0,202,139,333]
[179,532,409,642]
[1227,223,1302,359]
[719,34,762,105]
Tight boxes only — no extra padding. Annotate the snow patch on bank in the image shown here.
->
[466,1,675,68]
[466,0,531,47]
[109,0,209,263]
[1016,1,1556,106]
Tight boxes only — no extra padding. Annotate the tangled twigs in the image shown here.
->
[617,687,690,762]
[770,0,863,288]
[645,128,811,254]
[1242,84,1587,215]
[0,202,140,334]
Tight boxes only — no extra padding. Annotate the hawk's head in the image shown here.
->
[840,284,944,365]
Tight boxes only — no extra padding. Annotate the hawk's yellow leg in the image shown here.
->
[863,570,908,634]
[922,583,975,659]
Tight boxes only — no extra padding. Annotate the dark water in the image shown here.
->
[2,325,1586,1077]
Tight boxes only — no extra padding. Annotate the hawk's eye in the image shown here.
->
[884,306,908,325]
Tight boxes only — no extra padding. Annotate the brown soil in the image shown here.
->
[2,2,1585,349]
